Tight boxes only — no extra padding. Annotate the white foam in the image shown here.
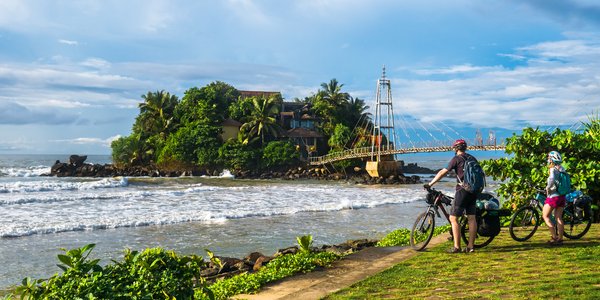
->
[0,166,49,177]
[0,177,128,194]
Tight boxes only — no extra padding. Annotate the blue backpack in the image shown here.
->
[459,155,486,194]
[555,170,571,196]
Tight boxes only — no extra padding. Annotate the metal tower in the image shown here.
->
[371,66,398,161]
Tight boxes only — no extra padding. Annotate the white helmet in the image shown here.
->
[548,151,562,164]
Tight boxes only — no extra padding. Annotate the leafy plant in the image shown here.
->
[11,244,211,300]
[297,235,313,253]
[197,251,339,300]
[377,225,451,247]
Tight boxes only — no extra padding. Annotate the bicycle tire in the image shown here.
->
[410,211,435,251]
[460,217,495,248]
[509,206,539,242]
[563,204,592,239]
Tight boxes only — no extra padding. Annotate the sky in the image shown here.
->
[1,0,600,154]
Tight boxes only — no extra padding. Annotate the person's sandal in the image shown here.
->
[464,247,474,253]
[448,247,462,253]
[547,237,562,245]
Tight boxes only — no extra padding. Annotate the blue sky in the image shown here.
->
[1,0,599,154]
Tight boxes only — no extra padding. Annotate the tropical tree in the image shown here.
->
[320,78,350,108]
[158,122,221,168]
[343,97,370,128]
[176,82,239,126]
[262,140,299,169]
[136,90,179,138]
[239,96,281,146]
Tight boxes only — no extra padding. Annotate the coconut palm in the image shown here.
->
[239,96,281,146]
[320,78,350,107]
[137,90,179,138]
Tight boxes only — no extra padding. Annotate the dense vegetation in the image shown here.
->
[111,80,371,173]
[482,116,600,220]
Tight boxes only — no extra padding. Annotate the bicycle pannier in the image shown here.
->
[478,210,501,237]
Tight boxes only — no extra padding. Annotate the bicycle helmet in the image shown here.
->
[452,139,467,151]
[547,151,562,164]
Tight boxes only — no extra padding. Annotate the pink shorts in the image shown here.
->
[545,195,566,208]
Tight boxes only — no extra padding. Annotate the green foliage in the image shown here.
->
[13,244,210,300]
[262,140,299,169]
[218,139,261,170]
[239,96,281,146]
[377,225,451,247]
[228,96,255,123]
[111,134,142,166]
[159,122,222,168]
[196,251,340,300]
[482,118,600,214]
[328,124,352,151]
[176,82,239,126]
[297,235,313,253]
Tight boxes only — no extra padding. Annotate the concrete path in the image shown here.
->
[234,233,450,300]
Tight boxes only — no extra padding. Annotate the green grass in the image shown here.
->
[325,225,600,299]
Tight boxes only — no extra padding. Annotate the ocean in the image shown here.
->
[0,151,506,290]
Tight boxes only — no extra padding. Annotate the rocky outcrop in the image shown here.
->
[45,155,434,185]
[200,238,380,282]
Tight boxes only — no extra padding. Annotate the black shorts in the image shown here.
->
[450,188,477,216]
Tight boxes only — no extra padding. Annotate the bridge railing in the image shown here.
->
[308,143,505,166]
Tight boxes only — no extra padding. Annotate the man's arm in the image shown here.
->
[428,168,449,187]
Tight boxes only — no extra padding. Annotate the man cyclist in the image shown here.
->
[425,139,478,253]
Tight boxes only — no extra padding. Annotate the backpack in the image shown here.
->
[458,154,486,194]
[477,210,501,237]
[555,170,571,196]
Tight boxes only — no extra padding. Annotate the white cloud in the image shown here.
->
[413,64,495,75]
[54,135,120,147]
[58,39,78,45]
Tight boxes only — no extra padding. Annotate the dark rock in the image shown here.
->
[69,155,87,167]
[213,256,246,273]
[274,246,298,257]
[253,256,272,271]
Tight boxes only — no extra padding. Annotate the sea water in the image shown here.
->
[0,152,505,289]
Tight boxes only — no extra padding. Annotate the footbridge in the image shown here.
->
[308,66,506,169]
[308,144,505,166]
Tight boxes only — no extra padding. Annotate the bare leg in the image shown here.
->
[542,204,557,240]
[467,214,477,249]
[449,215,461,249]
[554,206,564,241]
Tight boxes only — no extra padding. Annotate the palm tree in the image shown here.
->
[239,96,281,146]
[137,90,179,139]
[343,96,370,128]
[320,79,350,107]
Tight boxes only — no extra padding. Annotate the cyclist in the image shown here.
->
[545,151,566,245]
[425,139,478,253]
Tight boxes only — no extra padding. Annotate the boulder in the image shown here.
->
[69,155,87,167]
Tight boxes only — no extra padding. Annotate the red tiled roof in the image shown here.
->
[239,91,281,98]
[222,118,243,127]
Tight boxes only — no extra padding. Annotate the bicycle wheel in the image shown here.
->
[410,211,435,251]
[461,217,495,248]
[509,206,539,242]
[563,204,592,239]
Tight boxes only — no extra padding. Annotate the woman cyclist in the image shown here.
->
[544,151,566,246]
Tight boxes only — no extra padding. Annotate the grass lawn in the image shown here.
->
[325,224,600,299]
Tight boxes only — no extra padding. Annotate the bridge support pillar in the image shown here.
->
[366,161,400,178]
